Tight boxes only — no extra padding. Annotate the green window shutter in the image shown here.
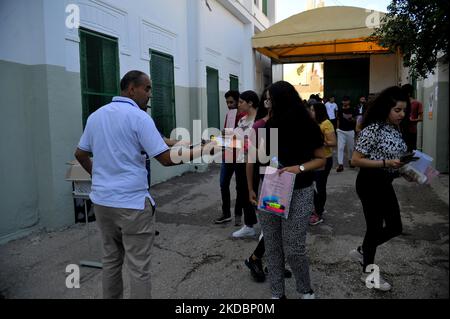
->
[207,67,220,129]
[262,0,268,16]
[150,50,176,137]
[79,28,119,128]
[230,74,239,91]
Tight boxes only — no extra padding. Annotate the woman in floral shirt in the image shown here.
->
[350,86,410,292]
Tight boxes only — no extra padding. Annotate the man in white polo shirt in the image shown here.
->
[74,70,206,299]
[325,95,338,130]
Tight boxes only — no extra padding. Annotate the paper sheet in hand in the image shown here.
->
[214,136,242,149]
[409,150,433,174]
[257,166,295,219]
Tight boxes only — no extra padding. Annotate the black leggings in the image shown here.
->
[356,168,403,268]
[313,156,333,217]
[254,237,265,259]
[235,163,257,226]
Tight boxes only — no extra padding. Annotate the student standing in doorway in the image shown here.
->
[325,96,338,130]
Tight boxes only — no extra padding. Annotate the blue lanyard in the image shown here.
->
[114,100,136,108]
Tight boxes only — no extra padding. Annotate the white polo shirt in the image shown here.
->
[78,96,169,210]
[325,102,338,120]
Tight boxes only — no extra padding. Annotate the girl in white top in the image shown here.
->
[231,90,259,238]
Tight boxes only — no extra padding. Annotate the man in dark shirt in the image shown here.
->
[336,96,356,172]
[355,95,367,135]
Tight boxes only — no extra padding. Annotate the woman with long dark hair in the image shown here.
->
[245,88,293,283]
[251,81,326,299]
[350,86,410,291]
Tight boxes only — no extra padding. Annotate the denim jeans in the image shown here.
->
[220,163,240,217]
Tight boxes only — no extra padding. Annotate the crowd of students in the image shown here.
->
[213,82,423,298]
[76,70,423,299]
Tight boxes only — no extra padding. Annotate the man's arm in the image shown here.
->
[154,143,217,166]
[163,136,190,147]
[74,148,92,176]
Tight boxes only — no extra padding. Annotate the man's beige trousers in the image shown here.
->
[94,198,155,299]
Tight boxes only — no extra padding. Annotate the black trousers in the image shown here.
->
[313,156,333,217]
[356,168,403,268]
[235,163,257,226]
[220,163,239,217]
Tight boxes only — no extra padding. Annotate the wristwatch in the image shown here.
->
[298,165,305,173]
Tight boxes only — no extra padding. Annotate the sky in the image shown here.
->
[276,0,392,22]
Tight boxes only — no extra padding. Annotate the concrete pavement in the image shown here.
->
[0,164,448,299]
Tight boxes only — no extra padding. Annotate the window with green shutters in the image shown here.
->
[207,67,220,129]
[230,74,239,91]
[79,28,120,128]
[262,0,268,16]
[150,50,176,138]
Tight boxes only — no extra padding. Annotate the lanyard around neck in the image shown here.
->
[115,100,136,108]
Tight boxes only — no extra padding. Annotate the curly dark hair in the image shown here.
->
[362,86,409,129]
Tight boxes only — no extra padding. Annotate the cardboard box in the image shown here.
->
[65,160,91,196]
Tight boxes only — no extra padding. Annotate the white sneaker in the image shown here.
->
[302,292,315,299]
[360,272,392,291]
[232,225,256,238]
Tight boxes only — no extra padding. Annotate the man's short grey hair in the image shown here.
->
[120,70,148,91]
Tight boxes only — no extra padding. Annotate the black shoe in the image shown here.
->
[284,268,292,278]
[264,267,292,278]
[214,215,232,224]
[245,257,266,282]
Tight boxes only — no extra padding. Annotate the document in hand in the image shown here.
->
[409,150,432,173]
[257,166,295,219]
[213,135,242,149]
[400,150,439,184]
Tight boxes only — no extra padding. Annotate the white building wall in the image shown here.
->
[369,54,400,94]
[0,0,46,65]
[0,0,276,241]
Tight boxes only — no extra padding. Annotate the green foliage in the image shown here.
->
[371,0,449,79]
